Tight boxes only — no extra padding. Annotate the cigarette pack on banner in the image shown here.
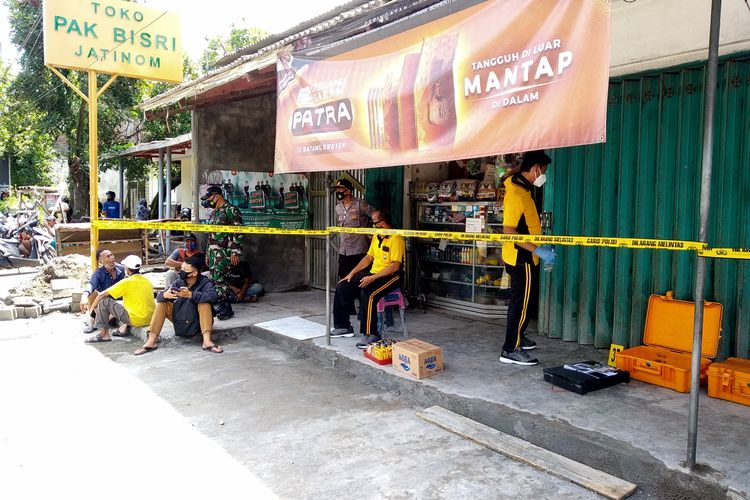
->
[615,292,723,393]
[707,358,750,406]
[392,339,443,380]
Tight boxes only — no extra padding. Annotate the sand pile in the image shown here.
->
[9,254,90,300]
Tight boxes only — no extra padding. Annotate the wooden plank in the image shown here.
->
[417,406,637,500]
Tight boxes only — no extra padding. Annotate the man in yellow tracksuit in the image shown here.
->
[332,209,404,348]
[501,150,556,366]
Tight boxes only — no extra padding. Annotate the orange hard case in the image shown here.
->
[615,292,723,393]
[707,357,750,406]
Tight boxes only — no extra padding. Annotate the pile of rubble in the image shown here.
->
[0,255,89,320]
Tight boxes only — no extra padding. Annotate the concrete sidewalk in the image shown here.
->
[133,289,750,499]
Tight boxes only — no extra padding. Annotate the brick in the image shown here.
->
[12,296,37,307]
[51,279,79,291]
[24,306,42,318]
[0,307,17,321]
[42,302,71,314]
[15,307,26,319]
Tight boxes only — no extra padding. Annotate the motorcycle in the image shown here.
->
[0,218,56,269]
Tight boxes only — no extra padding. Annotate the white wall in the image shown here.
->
[611,0,750,76]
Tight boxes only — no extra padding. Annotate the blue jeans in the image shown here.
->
[231,283,264,302]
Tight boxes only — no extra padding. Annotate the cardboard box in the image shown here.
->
[392,339,443,379]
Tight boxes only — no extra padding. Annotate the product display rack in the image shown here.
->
[415,201,510,319]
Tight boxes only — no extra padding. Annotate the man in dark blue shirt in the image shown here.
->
[81,249,125,333]
[102,191,121,219]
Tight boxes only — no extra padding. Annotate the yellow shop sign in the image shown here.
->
[43,0,182,82]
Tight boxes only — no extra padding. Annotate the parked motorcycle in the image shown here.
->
[0,218,56,269]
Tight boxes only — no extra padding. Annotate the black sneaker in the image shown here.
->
[216,301,234,321]
[356,334,382,349]
[330,326,355,338]
[500,348,538,366]
[520,336,537,350]
[217,311,234,321]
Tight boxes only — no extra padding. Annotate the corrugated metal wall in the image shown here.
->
[540,56,750,359]
[308,170,369,290]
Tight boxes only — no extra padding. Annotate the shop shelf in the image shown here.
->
[422,276,473,286]
[419,220,466,225]
[423,258,474,267]
[421,239,501,248]
[416,201,501,207]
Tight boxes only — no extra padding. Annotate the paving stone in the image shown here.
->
[0,307,17,321]
[12,296,37,307]
[24,306,42,319]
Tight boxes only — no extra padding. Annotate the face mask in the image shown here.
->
[178,270,192,280]
[185,241,196,252]
[335,191,345,201]
[200,198,216,208]
[533,168,547,187]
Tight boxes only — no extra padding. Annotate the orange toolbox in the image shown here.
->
[615,292,723,393]
[707,358,750,406]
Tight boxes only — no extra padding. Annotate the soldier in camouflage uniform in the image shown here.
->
[200,185,245,320]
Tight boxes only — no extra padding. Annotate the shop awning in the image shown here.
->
[110,133,192,158]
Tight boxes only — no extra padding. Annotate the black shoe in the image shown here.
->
[216,301,234,321]
[330,326,355,338]
[499,348,538,366]
[356,334,382,349]
[520,336,537,351]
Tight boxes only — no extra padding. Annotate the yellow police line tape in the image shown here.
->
[91,219,750,260]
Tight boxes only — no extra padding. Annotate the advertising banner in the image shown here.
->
[275,0,610,173]
[43,0,182,82]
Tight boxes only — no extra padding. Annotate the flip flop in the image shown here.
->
[112,326,131,337]
[85,334,112,343]
[202,344,223,354]
[134,345,158,356]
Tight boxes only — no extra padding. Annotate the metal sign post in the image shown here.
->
[46,66,118,270]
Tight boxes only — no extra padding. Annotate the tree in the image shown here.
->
[0,62,55,186]
[7,0,149,218]
[199,26,269,75]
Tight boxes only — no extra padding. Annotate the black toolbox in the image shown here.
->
[543,361,630,395]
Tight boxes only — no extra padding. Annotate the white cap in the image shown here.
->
[121,255,142,270]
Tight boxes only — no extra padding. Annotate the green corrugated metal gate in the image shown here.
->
[540,55,750,359]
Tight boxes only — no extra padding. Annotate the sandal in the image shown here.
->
[202,344,223,354]
[112,326,131,337]
[85,334,112,343]
[134,345,158,356]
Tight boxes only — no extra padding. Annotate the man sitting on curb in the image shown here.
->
[164,232,206,288]
[134,255,223,355]
[85,255,155,343]
[331,209,404,348]
[80,249,125,334]
[227,260,264,303]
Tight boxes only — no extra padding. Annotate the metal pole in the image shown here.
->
[191,111,200,223]
[166,146,172,253]
[158,149,165,219]
[88,71,99,272]
[119,157,125,217]
[325,173,332,346]
[687,0,721,470]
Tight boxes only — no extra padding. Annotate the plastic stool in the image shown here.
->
[376,289,407,337]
